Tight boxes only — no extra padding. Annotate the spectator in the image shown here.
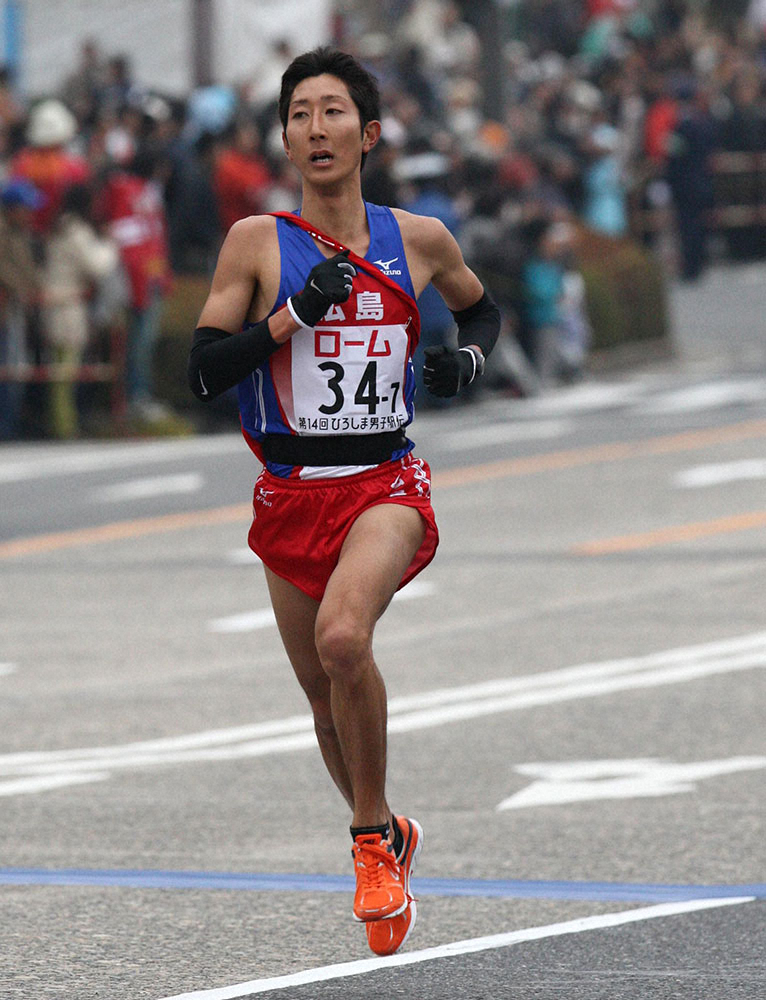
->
[96,149,172,422]
[167,131,221,274]
[582,118,629,237]
[0,179,42,439]
[213,118,272,233]
[42,183,120,438]
[61,38,107,124]
[99,54,143,115]
[665,78,716,281]
[719,68,766,260]
[519,216,565,380]
[10,99,90,232]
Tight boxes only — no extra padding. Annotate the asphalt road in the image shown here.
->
[1,265,765,999]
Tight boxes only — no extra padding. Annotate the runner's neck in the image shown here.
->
[299,186,370,257]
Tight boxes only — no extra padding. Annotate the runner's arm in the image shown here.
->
[189,225,357,401]
[419,218,501,396]
[188,220,299,401]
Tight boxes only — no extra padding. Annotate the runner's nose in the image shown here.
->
[310,110,327,139]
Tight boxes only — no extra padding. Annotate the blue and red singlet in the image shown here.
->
[238,203,421,479]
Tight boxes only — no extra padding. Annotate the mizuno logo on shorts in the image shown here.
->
[256,486,275,507]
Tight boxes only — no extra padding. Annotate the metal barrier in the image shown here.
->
[0,321,127,431]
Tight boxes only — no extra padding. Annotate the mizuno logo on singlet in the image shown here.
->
[374,256,402,275]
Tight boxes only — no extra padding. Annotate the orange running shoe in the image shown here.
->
[366,899,417,956]
[352,831,406,922]
[366,817,423,956]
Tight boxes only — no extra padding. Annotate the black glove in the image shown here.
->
[423,345,477,397]
[288,249,356,327]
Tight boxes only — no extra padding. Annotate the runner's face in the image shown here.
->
[283,74,378,183]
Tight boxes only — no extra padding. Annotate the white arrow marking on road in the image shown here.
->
[91,473,205,503]
[207,581,436,633]
[497,757,766,810]
[674,458,766,489]
[1,629,764,797]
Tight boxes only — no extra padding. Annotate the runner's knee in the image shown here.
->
[314,615,371,682]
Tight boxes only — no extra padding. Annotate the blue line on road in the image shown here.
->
[1,868,764,902]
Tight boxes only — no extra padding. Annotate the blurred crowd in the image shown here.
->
[1,0,765,438]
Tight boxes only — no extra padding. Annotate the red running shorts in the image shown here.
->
[248,454,439,602]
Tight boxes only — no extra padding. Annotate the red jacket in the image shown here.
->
[10,147,90,233]
[96,172,171,309]
[214,149,272,233]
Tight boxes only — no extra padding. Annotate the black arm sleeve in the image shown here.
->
[451,291,501,358]
[187,321,281,401]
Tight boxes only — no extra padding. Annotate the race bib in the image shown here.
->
[290,319,411,435]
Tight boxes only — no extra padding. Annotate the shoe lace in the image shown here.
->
[353,840,401,892]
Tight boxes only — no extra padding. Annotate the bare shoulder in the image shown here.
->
[390,207,463,296]
[198,214,282,329]
[224,214,279,262]
[391,207,481,306]
[391,207,453,257]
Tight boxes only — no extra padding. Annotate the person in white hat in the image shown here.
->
[10,100,90,233]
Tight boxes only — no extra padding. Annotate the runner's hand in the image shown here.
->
[423,345,475,397]
[288,250,356,327]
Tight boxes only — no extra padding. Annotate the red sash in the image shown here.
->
[269,211,420,342]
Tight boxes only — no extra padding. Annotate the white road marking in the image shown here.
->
[674,458,766,489]
[0,663,17,678]
[207,609,277,633]
[635,379,766,415]
[227,548,261,565]
[91,473,204,503]
[207,581,436,633]
[390,580,436,601]
[0,434,243,483]
[510,382,647,416]
[1,631,764,797]
[0,772,109,797]
[497,756,766,810]
[155,896,754,1000]
[447,419,573,451]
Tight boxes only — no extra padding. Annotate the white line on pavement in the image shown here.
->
[0,630,764,797]
[447,419,573,451]
[0,435,243,483]
[635,379,766,416]
[91,474,205,503]
[207,609,277,634]
[227,548,261,565]
[0,663,16,677]
[155,896,754,1000]
[674,458,766,489]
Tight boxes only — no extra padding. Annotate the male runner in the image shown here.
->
[188,47,500,955]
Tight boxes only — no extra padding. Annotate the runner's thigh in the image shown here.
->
[319,503,426,634]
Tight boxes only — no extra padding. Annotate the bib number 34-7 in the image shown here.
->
[318,360,400,416]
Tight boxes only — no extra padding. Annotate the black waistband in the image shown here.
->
[261,429,408,467]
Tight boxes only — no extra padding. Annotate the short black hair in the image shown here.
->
[279,47,381,169]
